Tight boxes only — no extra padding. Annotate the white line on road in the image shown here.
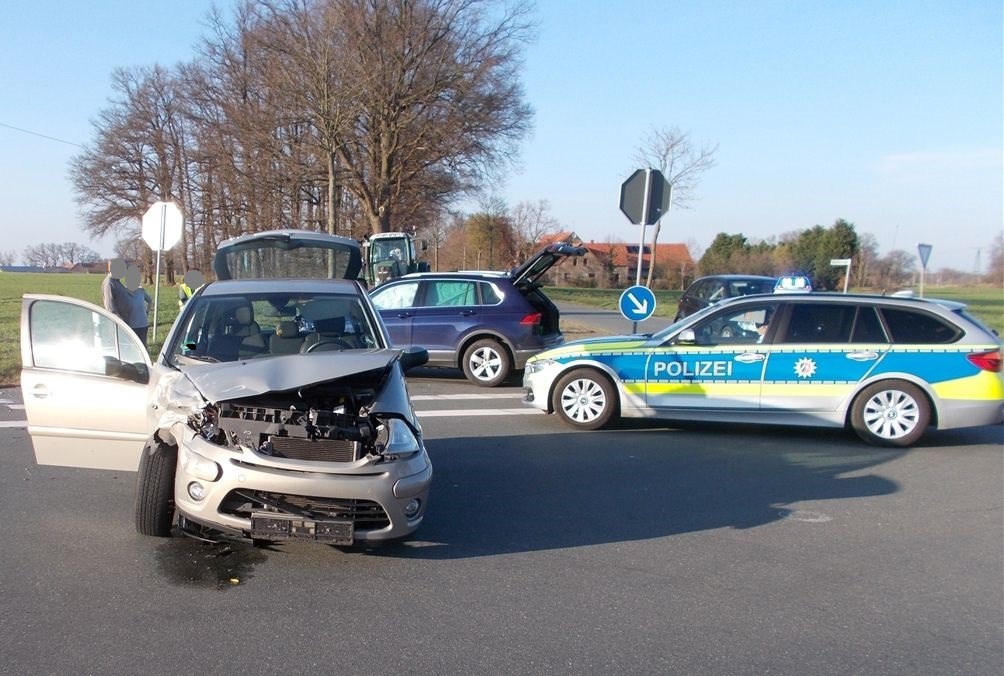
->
[417,408,542,418]
[410,393,524,401]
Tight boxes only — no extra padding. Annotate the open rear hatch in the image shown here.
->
[213,230,363,281]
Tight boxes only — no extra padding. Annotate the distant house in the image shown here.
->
[537,231,694,289]
[64,261,107,274]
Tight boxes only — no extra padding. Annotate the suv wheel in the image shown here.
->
[135,435,177,536]
[462,338,511,387]
[850,380,930,447]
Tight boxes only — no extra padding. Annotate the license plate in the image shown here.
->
[251,514,354,545]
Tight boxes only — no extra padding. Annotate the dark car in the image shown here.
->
[675,274,777,320]
[370,243,587,387]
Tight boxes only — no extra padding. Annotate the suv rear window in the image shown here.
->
[880,308,961,344]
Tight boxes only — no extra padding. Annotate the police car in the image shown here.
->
[522,290,1003,447]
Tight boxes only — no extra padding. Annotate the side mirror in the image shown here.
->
[399,346,429,371]
[104,356,150,384]
[675,328,697,345]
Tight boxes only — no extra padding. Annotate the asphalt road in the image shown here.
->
[0,359,1001,675]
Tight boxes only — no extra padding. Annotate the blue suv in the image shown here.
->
[370,244,586,386]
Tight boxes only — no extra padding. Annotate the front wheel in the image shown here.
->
[850,380,930,447]
[462,338,511,387]
[135,435,177,536]
[552,368,617,430]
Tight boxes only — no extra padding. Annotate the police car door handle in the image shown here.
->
[734,353,765,364]
[846,351,879,362]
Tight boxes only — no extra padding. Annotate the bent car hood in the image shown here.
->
[179,349,402,402]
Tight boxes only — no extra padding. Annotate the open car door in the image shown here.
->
[20,295,152,471]
[213,229,364,281]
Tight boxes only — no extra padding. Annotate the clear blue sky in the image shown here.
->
[2,1,1001,272]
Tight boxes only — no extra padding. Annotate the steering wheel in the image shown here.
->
[303,339,352,353]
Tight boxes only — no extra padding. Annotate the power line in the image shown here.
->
[0,121,84,148]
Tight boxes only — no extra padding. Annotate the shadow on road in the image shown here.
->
[361,423,909,560]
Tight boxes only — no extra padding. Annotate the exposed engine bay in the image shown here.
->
[185,368,403,464]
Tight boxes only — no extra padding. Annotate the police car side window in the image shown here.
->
[781,305,854,343]
[850,306,887,343]
[881,308,961,344]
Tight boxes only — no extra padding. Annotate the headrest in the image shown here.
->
[276,321,299,338]
[232,305,253,325]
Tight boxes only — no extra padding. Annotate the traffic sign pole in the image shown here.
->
[636,169,652,288]
[141,201,184,343]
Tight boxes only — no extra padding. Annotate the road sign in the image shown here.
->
[142,201,183,251]
[917,243,932,269]
[619,169,671,226]
[619,285,657,322]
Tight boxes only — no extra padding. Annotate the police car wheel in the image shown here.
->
[462,338,511,387]
[553,368,616,430]
[850,379,930,447]
[135,435,177,537]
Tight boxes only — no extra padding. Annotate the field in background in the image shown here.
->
[1,272,180,387]
[2,273,1001,387]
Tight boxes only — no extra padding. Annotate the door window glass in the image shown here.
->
[429,281,476,306]
[691,303,777,345]
[780,304,856,343]
[29,300,141,374]
[850,306,887,343]
[371,282,419,310]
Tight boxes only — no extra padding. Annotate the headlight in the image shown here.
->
[525,358,557,375]
[375,417,421,461]
[179,446,222,482]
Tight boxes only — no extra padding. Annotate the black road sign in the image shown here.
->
[619,169,671,225]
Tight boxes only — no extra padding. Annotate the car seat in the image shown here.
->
[270,320,304,354]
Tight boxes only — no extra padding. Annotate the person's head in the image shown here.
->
[108,258,127,277]
[184,269,204,289]
[124,265,142,291]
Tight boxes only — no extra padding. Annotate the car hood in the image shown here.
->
[178,349,402,402]
[509,243,587,286]
[534,334,650,360]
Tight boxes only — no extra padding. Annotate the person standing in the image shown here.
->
[178,269,205,309]
[102,258,130,320]
[124,265,153,346]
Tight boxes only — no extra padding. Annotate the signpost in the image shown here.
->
[917,243,932,298]
[830,258,852,293]
[142,201,184,341]
[618,168,671,331]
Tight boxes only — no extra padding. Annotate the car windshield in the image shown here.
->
[168,291,382,364]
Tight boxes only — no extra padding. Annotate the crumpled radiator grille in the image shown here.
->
[267,435,357,462]
[220,490,390,529]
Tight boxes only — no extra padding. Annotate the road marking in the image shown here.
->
[410,393,524,401]
[417,408,542,418]
[0,421,27,428]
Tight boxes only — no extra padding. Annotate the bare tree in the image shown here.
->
[0,250,16,266]
[633,126,718,286]
[510,199,559,262]
[327,0,535,234]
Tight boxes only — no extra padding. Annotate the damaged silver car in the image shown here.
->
[20,231,431,546]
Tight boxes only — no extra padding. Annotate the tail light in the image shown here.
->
[520,312,542,326]
[967,350,1002,372]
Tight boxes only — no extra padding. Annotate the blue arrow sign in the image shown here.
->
[618,285,657,322]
